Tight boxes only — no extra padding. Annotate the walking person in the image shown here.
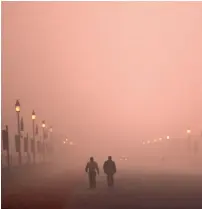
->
[103,156,116,187]
[85,157,99,189]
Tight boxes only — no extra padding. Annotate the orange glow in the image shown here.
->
[2,3,202,161]
[187,129,191,134]
[15,106,20,112]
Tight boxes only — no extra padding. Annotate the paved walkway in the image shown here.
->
[2,164,80,209]
[67,171,202,209]
[2,166,202,209]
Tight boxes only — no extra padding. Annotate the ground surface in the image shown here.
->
[2,164,202,209]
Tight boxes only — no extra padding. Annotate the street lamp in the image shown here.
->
[32,111,36,120]
[42,121,46,128]
[49,126,53,159]
[49,127,53,133]
[187,129,191,134]
[15,100,21,165]
[15,100,20,112]
[187,129,191,152]
[32,110,36,163]
[42,120,46,161]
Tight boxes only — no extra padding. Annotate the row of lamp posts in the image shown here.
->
[15,100,49,165]
[142,128,200,156]
[143,129,191,146]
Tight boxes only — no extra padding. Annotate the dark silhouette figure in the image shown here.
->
[103,156,116,187]
[85,157,99,189]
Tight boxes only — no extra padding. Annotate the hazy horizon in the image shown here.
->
[2,2,202,146]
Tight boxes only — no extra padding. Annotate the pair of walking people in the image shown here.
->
[85,156,116,189]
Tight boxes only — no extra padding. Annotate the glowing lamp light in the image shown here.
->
[147,140,150,144]
[15,100,20,112]
[187,129,191,134]
[42,121,46,128]
[166,136,170,140]
[32,110,36,120]
[159,138,162,141]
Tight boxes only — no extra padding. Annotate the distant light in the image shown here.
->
[42,121,46,128]
[147,140,150,144]
[15,100,20,112]
[16,106,20,112]
[49,127,53,132]
[187,129,191,134]
[166,136,170,140]
[154,139,157,142]
[69,141,73,145]
[65,138,68,141]
[143,142,145,145]
[159,138,162,141]
[32,110,36,120]
[63,141,66,144]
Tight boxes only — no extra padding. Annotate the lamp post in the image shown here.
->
[42,120,46,161]
[187,129,191,152]
[49,127,53,133]
[49,126,53,160]
[15,100,22,165]
[49,126,53,149]
[164,136,170,157]
[32,110,36,163]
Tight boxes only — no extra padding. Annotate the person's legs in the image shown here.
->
[92,172,96,188]
[89,173,93,188]
[91,172,96,188]
[107,175,110,186]
[108,174,114,186]
[107,174,112,186]
[111,174,114,186]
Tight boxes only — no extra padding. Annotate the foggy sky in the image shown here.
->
[2,2,202,145]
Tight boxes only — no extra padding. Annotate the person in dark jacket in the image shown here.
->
[85,157,99,189]
[103,156,116,187]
